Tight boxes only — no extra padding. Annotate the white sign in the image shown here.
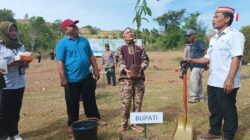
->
[88,38,142,56]
[130,112,163,124]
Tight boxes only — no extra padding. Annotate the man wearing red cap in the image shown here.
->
[55,19,107,132]
[183,7,245,140]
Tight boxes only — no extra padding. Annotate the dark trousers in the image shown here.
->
[65,74,100,126]
[105,66,116,86]
[0,88,24,137]
[208,85,238,140]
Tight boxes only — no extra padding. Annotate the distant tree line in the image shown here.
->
[0,8,249,63]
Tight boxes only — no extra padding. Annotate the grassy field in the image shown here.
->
[19,51,250,140]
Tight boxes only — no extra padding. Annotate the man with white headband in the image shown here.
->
[116,27,149,133]
[183,6,245,140]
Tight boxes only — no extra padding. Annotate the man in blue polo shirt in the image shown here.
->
[56,19,106,131]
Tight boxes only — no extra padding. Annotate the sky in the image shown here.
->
[0,0,249,31]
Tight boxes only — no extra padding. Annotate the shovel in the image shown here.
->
[172,61,193,140]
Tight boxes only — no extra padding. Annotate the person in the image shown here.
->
[49,48,55,60]
[36,51,41,63]
[116,27,149,133]
[179,43,191,79]
[0,21,29,140]
[185,29,207,103]
[183,7,245,140]
[102,43,116,86]
[183,43,191,59]
[55,19,107,132]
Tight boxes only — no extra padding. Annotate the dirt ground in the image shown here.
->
[18,51,250,140]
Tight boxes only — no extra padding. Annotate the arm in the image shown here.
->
[190,57,210,64]
[140,49,149,70]
[224,56,241,94]
[57,61,68,87]
[90,55,100,80]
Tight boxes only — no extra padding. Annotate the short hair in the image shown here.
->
[122,27,134,37]
[105,43,109,47]
[221,12,234,26]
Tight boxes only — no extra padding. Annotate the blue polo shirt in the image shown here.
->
[56,35,93,82]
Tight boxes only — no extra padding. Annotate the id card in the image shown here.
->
[18,64,25,75]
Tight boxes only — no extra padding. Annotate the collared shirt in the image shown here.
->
[205,27,245,88]
[0,43,26,89]
[56,35,93,82]
[102,50,115,67]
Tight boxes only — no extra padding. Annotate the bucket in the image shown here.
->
[71,120,98,140]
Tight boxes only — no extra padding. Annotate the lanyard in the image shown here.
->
[11,48,18,56]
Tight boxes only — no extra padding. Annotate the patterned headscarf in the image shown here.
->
[0,21,20,49]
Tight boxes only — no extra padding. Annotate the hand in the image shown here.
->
[124,69,131,78]
[141,63,147,70]
[23,62,29,68]
[9,60,21,66]
[60,78,68,87]
[0,68,5,76]
[224,77,234,94]
[181,58,192,63]
[0,69,4,75]
[93,69,100,80]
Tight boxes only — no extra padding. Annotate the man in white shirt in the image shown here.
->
[184,6,245,140]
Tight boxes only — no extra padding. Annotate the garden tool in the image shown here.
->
[172,61,193,140]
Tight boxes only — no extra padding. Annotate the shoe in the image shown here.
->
[198,98,205,102]
[117,126,128,133]
[197,133,221,140]
[131,125,144,133]
[188,98,198,103]
[11,135,23,140]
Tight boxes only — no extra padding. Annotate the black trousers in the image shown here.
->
[65,74,100,126]
[208,85,238,140]
[0,88,24,137]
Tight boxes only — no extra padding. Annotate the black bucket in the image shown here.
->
[71,120,98,140]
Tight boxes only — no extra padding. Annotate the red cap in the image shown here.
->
[61,19,79,30]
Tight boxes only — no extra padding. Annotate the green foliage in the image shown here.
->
[151,9,207,50]
[17,16,60,52]
[154,9,186,32]
[182,12,207,40]
[0,8,16,23]
[133,0,153,30]
[240,25,250,64]
[83,25,99,34]
[155,23,185,49]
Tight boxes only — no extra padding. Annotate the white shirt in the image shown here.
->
[205,27,245,88]
[0,43,26,89]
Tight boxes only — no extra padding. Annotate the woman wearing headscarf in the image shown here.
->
[0,21,27,140]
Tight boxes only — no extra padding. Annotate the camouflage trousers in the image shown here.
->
[119,79,145,127]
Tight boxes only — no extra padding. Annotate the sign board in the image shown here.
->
[130,112,163,124]
[88,38,142,57]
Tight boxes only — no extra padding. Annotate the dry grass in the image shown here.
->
[19,51,250,140]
